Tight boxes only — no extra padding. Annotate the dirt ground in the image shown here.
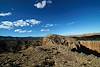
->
[0,45,100,67]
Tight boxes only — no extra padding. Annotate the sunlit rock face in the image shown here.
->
[42,34,77,49]
[80,41,100,53]
[42,34,100,55]
[0,34,100,57]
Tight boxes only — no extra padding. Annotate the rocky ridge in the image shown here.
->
[0,34,100,67]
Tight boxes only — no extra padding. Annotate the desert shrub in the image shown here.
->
[0,40,18,52]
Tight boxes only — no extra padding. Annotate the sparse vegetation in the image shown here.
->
[0,34,100,67]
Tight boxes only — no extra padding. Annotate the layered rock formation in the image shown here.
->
[80,41,100,53]
[42,34,100,55]
[42,35,77,49]
[0,34,100,56]
[0,34,100,67]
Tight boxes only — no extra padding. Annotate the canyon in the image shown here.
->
[0,34,100,67]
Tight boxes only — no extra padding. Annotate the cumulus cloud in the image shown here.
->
[0,19,41,29]
[0,12,12,16]
[34,0,46,8]
[0,25,12,29]
[40,29,50,32]
[0,21,13,29]
[14,20,30,27]
[34,0,52,8]
[14,29,32,33]
[41,23,55,32]
[25,19,41,25]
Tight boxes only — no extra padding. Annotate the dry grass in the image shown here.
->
[0,45,100,67]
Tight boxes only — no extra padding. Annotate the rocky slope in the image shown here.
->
[43,35,100,54]
[0,34,100,67]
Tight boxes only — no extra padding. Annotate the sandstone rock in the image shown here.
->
[42,35,77,50]
[80,41,100,53]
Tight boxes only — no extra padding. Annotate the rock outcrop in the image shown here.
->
[80,41,100,53]
[42,35,100,56]
[42,35,77,49]
[0,34,100,56]
[0,34,100,67]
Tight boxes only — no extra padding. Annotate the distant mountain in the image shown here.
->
[70,33,100,40]
[0,36,43,40]
[0,33,100,40]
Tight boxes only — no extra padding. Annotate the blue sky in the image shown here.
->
[0,0,100,37]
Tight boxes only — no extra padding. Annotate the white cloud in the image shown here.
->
[0,21,13,29]
[0,19,41,29]
[25,19,41,25]
[0,12,12,16]
[14,29,32,33]
[27,30,32,32]
[43,24,54,27]
[15,29,26,33]
[1,21,13,26]
[34,0,52,8]
[14,20,30,27]
[40,29,50,32]
[0,25,12,29]
[34,0,46,8]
